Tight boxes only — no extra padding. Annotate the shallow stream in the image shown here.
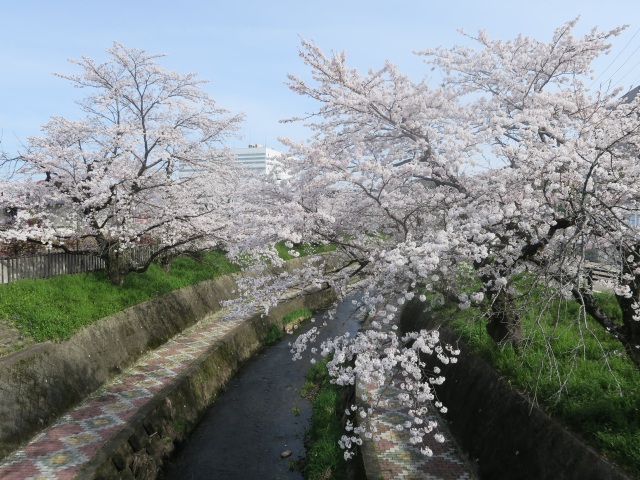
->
[161,295,363,480]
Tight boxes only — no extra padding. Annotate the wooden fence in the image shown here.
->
[584,261,619,283]
[0,246,160,284]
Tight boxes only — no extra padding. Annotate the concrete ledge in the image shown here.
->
[77,287,336,479]
[0,255,332,460]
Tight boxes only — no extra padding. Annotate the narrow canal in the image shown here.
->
[160,295,363,480]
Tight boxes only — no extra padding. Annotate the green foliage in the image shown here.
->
[263,323,284,344]
[301,360,327,399]
[0,250,239,342]
[283,308,313,325]
[444,287,640,475]
[172,418,192,434]
[274,241,337,261]
[303,359,347,480]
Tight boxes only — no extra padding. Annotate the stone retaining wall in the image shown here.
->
[78,288,336,479]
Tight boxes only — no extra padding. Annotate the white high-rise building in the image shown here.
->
[232,144,284,176]
[178,143,289,180]
[177,144,287,180]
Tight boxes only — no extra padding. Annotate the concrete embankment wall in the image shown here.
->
[400,300,630,480]
[80,287,336,479]
[0,256,330,461]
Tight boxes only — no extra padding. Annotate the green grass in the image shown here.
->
[302,359,348,480]
[263,308,315,345]
[0,250,239,342]
[283,308,313,325]
[263,323,284,344]
[274,241,337,261]
[439,288,640,475]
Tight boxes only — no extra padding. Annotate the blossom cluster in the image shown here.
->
[290,293,459,458]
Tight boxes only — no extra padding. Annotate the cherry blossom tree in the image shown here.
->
[281,19,640,354]
[0,43,245,284]
[267,20,640,458]
[423,20,640,365]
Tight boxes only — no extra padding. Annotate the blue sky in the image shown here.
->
[1,0,639,156]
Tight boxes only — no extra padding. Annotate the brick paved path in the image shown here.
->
[362,376,477,480]
[0,309,241,480]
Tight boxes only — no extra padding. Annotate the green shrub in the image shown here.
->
[283,308,313,325]
[263,324,284,344]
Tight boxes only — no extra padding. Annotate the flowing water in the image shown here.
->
[161,295,363,480]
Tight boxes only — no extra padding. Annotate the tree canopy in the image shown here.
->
[274,18,640,361]
[219,20,640,457]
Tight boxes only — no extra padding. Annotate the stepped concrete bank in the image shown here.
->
[399,300,631,480]
[0,255,333,463]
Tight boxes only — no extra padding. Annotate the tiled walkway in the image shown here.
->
[0,309,242,480]
[364,379,476,480]
[357,312,477,480]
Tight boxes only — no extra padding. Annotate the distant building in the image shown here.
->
[623,85,640,104]
[232,144,286,177]
[177,144,287,179]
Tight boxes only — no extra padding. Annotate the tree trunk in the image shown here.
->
[486,287,524,347]
[159,253,173,273]
[615,278,640,366]
[474,259,524,348]
[101,241,128,285]
[616,245,640,367]
[106,258,127,285]
[618,297,640,367]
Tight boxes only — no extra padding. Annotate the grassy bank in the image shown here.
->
[0,250,239,342]
[431,289,640,474]
[301,359,348,480]
[0,242,336,344]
